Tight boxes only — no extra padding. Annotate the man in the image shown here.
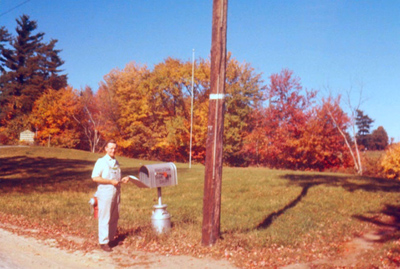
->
[91,139,130,252]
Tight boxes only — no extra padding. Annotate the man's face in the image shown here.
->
[105,143,117,158]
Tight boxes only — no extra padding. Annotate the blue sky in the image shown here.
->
[1,0,399,141]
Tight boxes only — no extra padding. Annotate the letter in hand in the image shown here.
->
[121,176,130,183]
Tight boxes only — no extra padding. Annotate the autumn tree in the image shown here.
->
[182,57,211,163]
[0,15,67,142]
[146,56,265,164]
[96,60,355,171]
[242,107,265,166]
[96,55,265,165]
[369,126,389,150]
[97,62,153,157]
[322,92,366,174]
[74,86,103,152]
[223,55,265,166]
[244,69,317,169]
[148,58,192,161]
[100,58,210,162]
[306,96,353,170]
[30,87,81,148]
[381,143,400,179]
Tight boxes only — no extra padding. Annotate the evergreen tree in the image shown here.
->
[0,14,67,137]
[36,39,67,91]
[0,27,11,74]
[355,109,374,149]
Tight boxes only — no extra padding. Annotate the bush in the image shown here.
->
[362,151,385,178]
[381,143,400,179]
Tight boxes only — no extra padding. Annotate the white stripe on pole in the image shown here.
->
[209,93,225,100]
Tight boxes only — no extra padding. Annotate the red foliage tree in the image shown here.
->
[244,69,352,170]
[244,69,316,169]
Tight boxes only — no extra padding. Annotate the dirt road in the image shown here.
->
[0,228,235,269]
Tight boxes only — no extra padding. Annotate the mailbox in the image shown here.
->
[137,162,178,188]
[129,162,178,234]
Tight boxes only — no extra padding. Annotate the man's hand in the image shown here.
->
[112,180,120,187]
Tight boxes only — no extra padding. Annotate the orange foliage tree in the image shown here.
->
[95,61,354,171]
[299,98,352,170]
[96,55,265,164]
[97,62,152,157]
[22,57,357,172]
[148,58,192,161]
[30,87,81,148]
[97,58,211,162]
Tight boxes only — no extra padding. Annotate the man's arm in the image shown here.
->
[92,176,120,186]
[91,158,120,186]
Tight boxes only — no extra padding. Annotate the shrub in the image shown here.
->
[362,151,385,178]
[381,143,400,179]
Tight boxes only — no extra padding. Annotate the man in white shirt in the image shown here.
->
[91,139,130,252]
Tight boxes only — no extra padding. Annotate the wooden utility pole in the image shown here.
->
[202,0,228,246]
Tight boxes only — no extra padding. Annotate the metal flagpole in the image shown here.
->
[189,49,195,168]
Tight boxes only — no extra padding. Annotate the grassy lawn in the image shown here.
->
[1,146,400,267]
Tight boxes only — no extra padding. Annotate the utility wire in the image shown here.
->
[0,0,31,17]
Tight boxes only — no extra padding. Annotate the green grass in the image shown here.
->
[1,146,400,267]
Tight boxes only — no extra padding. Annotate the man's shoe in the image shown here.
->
[109,240,117,248]
[100,244,112,252]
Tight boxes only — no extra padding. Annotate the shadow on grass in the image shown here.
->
[257,184,312,229]
[256,174,400,230]
[353,204,400,266]
[0,155,140,193]
[353,204,400,242]
[282,174,400,194]
[0,155,95,193]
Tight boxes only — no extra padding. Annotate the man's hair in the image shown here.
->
[106,139,117,146]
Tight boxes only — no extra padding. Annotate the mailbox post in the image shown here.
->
[152,187,171,234]
[130,163,178,234]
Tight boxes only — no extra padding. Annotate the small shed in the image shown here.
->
[19,130,35,144]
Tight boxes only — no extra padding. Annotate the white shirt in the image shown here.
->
[91,154,121,182]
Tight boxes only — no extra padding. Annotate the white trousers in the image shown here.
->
[96,185,120,244]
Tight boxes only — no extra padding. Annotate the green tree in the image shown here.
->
[355,109,374,149]
[356,109,374,136]
[223,55,265,166]
[0,26,11,74]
